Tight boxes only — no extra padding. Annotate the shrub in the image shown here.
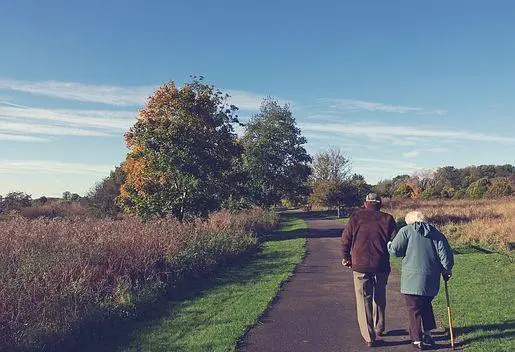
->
[0,208,277,351]
[485,177,512,198]
[467,177,490,199]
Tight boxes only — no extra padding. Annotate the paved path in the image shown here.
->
[239,213,451,352]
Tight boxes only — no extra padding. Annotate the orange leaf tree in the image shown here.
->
[119,77,244,220]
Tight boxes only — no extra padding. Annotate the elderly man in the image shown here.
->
[341,193,398,347]
[388,211,454,350]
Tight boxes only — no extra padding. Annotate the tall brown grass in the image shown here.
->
[382,197,515,250]
[0,208,277,351]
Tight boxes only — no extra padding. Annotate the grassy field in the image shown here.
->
[383,197,515,251]
[81,215,308,352]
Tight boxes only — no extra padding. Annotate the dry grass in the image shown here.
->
[382,197,515,250]
[0,208,277,351]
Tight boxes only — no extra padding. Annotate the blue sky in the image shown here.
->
[1,1,514,197]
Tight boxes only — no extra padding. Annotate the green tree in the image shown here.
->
[393,183,413,198]
[242,98,311,207]
[119,77,243,220]
[373,179,395,198]
[2,191,32,211]
[311,147,351,182]
[485,177,513,198]
[87,166,126,218]
[466,178,490,199]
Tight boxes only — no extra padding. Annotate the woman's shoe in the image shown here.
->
[412,341,426,350]
[423,334,435,345]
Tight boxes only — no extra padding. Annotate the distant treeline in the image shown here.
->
[374,164,514,199]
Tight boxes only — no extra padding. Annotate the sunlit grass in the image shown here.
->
[118,216,307,352]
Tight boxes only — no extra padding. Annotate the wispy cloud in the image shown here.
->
[352,157,424,177]
[403,147,449,158]
[0,133,49,142]
[0,160,114,175]
[0,121,112,137]
[0,103,136,130]
[0,78,280,111]
[320,98,446,115]
[0,79,153,106]
[227,90,292,111]
[299,122,515,143]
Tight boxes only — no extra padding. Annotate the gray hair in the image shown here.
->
[405,211,426,225]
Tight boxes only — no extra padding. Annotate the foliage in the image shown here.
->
[86,166,126,218]
[119,77,243,220]
[373,179,395,198]
[310,147,351,182]
[485,177,513,198]
[309,180,342,208]
[379,164,514,200]
[467,177,490,199]
[309,174,370,208]
[0,208,277,351]
[393,183,413,198]
[241,98,311,207]
[1,191,32,211]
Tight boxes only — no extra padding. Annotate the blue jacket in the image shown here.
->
[388,222,454,297]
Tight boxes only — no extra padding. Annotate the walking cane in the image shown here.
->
[444,280,455,350]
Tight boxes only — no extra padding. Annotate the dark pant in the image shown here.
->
[403,294,437,342]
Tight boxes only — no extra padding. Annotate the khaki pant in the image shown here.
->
[352,271,389,343]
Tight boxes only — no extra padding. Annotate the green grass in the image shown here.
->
[108,216,308,352]
[392,248,515,352]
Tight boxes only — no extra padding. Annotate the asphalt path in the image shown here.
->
[238,212,451,352]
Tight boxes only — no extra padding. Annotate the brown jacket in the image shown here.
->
[341,208,397,273]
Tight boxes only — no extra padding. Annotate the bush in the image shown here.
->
[20,201,89,219]
[0,208,277,351]
[467,177,490,199]
[485,177,512,198]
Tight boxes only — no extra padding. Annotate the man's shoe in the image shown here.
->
[366,339,384,347]
[376,330,386,337]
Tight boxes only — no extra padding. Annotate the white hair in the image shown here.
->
[405,211,426,225]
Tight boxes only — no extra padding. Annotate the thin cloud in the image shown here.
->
[0,103,136,130]
[403,147,449,158]
[0,79,153,106]
[0,121,112,137]
[319,98,445,115]
[0,78,282,110]
[0,133,49,142]
[403,150,421,158]
[322,99,424,113]
[227,90,293,111]
[299,122,515,143]
[0,160,113,175]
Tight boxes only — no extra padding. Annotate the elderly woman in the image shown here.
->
[388,211,454,350]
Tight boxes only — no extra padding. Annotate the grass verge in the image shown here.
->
[91,215,307,352]
[392,248,514,352]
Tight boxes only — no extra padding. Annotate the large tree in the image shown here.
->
[311,147,351,182]
[241,98,311,207]
[119,77,243,220]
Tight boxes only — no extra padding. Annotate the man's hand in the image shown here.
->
[442,271,452,281]
[341,258,352,268]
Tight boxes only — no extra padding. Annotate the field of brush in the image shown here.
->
[383,196,515,251]
[0,209,278,351]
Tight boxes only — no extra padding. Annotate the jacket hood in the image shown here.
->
[412,222,435,238]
